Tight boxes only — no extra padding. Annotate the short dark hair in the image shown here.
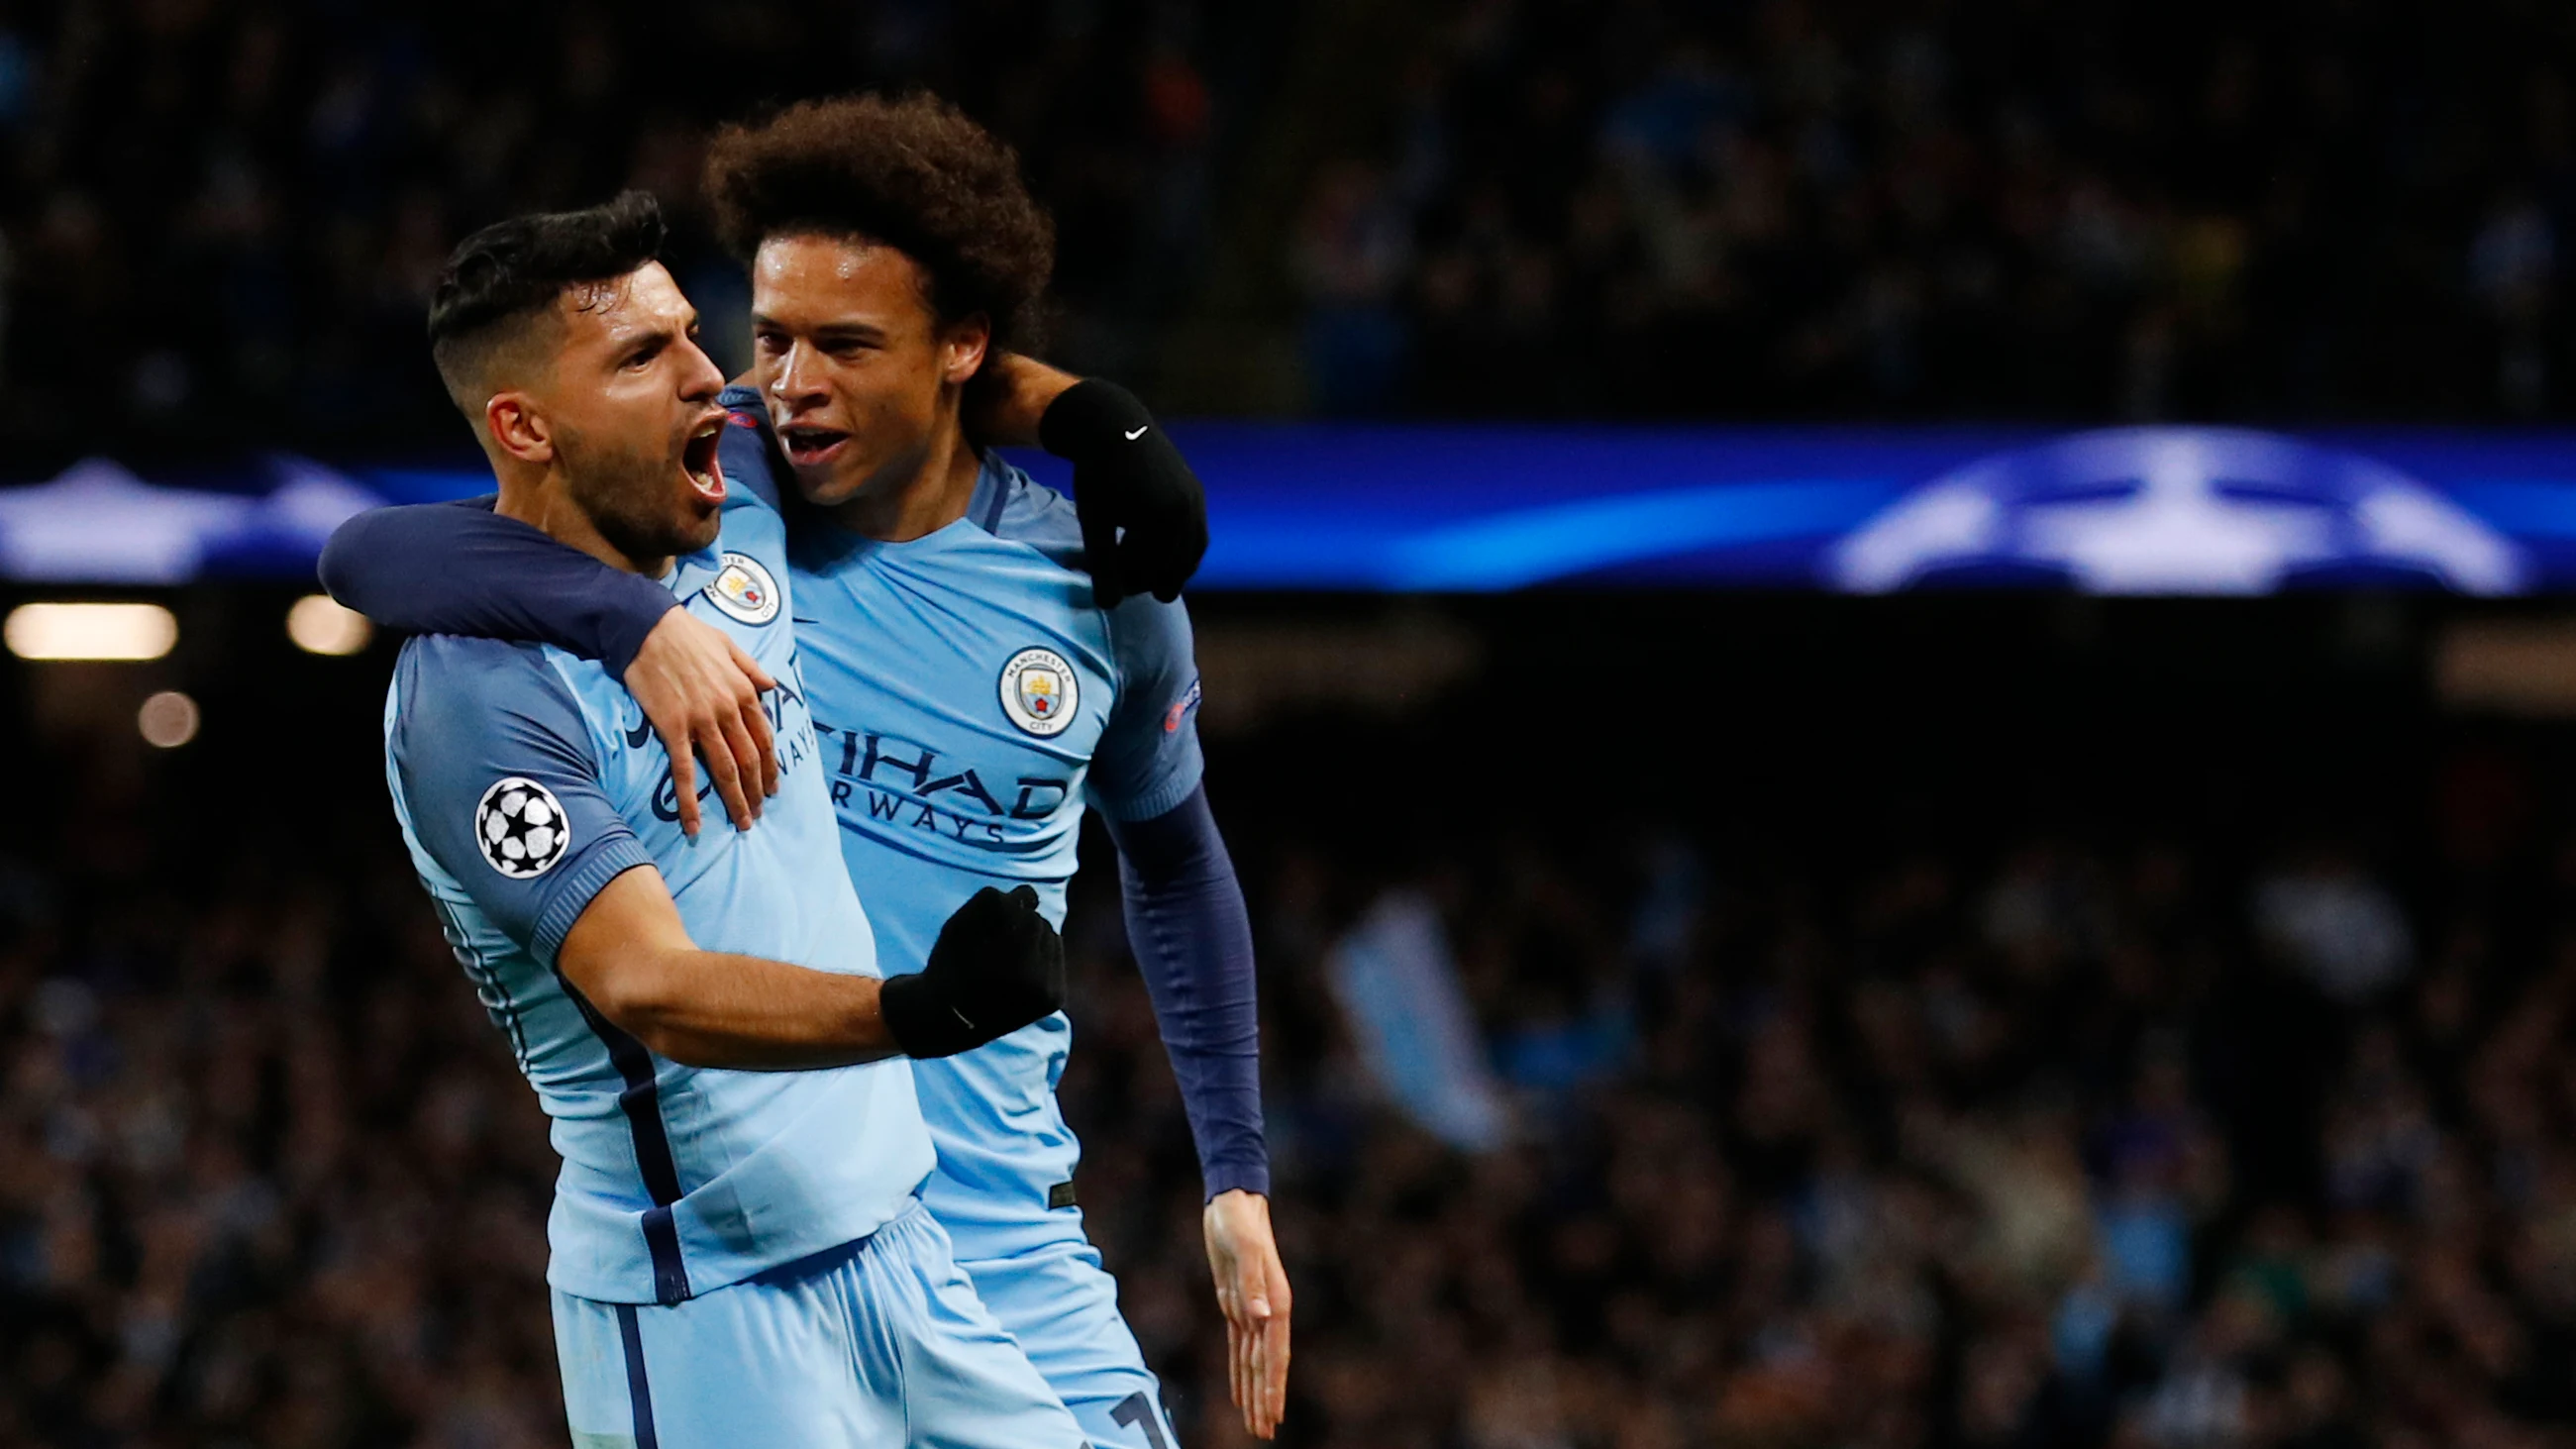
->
[704,93,1054,367]
[427,190,669,410]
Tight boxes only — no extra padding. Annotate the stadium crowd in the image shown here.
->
[1292,0,2576,420]
[0,0,1257,450]
[10,2,2576,439]
[3,709,2576,1448]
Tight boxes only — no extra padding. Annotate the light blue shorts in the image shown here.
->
[553,1202,1086,1449]
[959,1235,1182,1449]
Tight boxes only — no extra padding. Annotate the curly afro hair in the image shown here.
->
[705,93,1055,365]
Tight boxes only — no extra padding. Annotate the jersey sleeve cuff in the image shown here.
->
[1202,1158,1273,1201]
[1098,750,1204,824]
[529,840,658,968]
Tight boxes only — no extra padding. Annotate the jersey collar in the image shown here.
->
[965,451,1022,536]
[665,537,728,599]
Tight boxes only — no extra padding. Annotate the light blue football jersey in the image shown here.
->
[719,387,1205,1262]
[383,486,935,1306]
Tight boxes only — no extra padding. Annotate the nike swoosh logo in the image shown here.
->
[1123,425,1149,441]
[625,719,653,749]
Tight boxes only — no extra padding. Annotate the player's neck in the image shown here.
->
[824,424,981,543]
[494,470,671,579]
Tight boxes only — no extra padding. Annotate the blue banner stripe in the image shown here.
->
[26,425,2576,590]
[1382,480,1903,590]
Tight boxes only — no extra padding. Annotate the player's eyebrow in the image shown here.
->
[604,318,678,366]
[754,314,891,347]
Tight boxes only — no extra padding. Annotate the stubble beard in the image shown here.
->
[559,422,719,568]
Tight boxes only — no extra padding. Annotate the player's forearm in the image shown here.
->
[590,946,898,1071]
[319,498,676,678]
[965,353,1081,447]
[1107,787,1271,1197]
[560,871,1060,1070]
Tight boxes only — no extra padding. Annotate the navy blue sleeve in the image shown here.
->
[318,497,677,679]
[1102,784,1268,1199]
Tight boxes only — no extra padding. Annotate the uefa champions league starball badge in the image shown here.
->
[475,776,572,879]
[998,647,1079,738]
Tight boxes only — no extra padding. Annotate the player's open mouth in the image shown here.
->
[780,425,851,467]
[682,417,726,502]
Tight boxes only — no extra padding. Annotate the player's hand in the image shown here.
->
[1203,1189,1291,1439]
[625,608,778,838]
[882,885,1066,1058]
[1039,378,1208,607]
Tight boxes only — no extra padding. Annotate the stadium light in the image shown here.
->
[137,691,199,749]
[4,603,178,661]
[287,594,372,656]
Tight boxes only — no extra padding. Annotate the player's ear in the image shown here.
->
[486,391,556,466]
[941,313,991,387]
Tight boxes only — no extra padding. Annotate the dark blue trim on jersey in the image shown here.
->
[529,846,656,970]
[567,986,694,1304]
[977,464,1012,534]
[713,385,784,513]
[436,899,533,1070]
[615,1303,662,1449]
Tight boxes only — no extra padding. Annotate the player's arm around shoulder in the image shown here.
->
[392,644,1069,1070]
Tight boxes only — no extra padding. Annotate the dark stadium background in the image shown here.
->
[9,3,2576,1447]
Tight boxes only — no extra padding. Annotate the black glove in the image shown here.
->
[881,885,1067,1059]
[1039,378,1208,607]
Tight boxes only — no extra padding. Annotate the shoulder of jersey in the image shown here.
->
[714,384,786,506]
[392,637,574,751]
[979,460,1086,572]
[980,466,1190,629]
[399,631,553,683]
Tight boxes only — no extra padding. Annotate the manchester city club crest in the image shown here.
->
[706,551,781,626]
[998,646,1079,737]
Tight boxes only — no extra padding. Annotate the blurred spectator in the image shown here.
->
[21,4,2576,438]
[1326,889,1511,1152]
[1295,0,2576,421]
[1291,162,1414,416]
[0,0,1275,452]
[2255,853,2415,1004]
[16,724,2576,1447]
